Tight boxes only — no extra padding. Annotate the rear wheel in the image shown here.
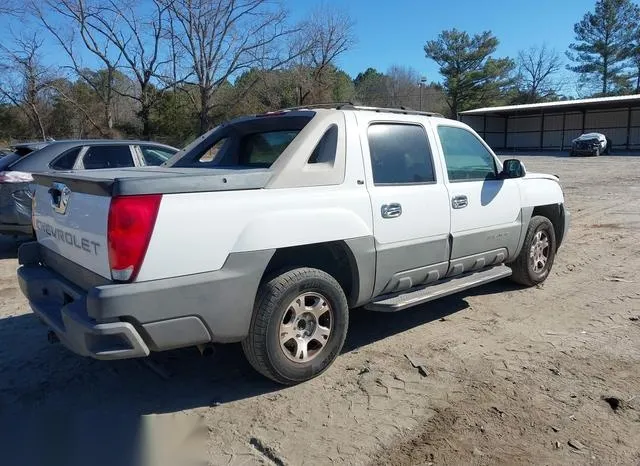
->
[509,216,557,287]
[242,267,349,385]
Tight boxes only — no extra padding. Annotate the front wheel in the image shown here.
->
[242,267,349,385]
[509,216,557,287]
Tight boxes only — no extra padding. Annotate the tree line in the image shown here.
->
[0,0,638,147]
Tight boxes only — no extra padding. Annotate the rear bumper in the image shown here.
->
[17,265,150,360]
[17,242,274,360]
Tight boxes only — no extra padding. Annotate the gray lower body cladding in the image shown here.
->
[17,242,275,359]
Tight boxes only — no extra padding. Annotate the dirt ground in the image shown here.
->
[0,154,639,466]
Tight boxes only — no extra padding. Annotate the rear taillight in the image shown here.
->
[0,171,33,183]
[107,194,162,282]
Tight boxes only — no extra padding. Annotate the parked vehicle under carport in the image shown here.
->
[570,132,611,157]
[0,139,178,236]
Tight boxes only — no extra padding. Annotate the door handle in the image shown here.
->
[452,195,468,209]
[381,203,402,218]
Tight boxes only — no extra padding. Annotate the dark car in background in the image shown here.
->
[0,139,178,236]
[570,132,611,157]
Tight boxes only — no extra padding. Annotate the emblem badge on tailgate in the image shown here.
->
[49,182,71,215]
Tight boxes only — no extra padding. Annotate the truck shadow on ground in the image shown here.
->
[0,279,520,422]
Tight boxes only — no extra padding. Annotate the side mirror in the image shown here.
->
[501,159,526,179]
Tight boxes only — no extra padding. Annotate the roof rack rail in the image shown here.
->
[278,102,444,117]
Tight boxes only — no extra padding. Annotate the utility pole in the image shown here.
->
[419,76,427,111]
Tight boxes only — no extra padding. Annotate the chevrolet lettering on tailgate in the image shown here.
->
[35,219,101,255]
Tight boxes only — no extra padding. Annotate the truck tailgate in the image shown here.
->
[33,181,112,279]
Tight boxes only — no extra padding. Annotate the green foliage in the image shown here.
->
[567,0,640,95]
[151,90,199,148]
[332,70,355,102]
[0,104,29,143]
[353,68,388,106]
[424,29,515,116]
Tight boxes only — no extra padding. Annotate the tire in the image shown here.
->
[509,216,557,287]
[242,267,349,385]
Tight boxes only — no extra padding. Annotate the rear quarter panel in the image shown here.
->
[136,185,373,281]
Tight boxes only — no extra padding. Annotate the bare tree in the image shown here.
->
[0,0,22,16]
[167,0,305,133]
[0,34,54,140]
[385,65,420,107]
[295,4,355,104]
[33,0,121,131]
[75,0,176,138]
[517,44,563,103]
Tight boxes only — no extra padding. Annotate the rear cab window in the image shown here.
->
[168,114,312,169]
[237,131,299,168]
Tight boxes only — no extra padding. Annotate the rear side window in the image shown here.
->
[368,124,435,185]
[83,145,135,169]
[139,146,177,166]
[437,126,497,181]
[308,125,338,164]
[50,147,81,170]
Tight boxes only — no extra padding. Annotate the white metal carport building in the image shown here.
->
[459,94,640,152]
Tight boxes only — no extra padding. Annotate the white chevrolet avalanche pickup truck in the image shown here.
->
[17,104,569,385]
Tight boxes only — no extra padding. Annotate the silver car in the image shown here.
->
[0,140,178,236]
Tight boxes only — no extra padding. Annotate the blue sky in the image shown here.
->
[0,0,613,96]
[291,0,603,93]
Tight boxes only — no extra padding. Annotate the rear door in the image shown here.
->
[358,113,451,296]
[434,122,522,276]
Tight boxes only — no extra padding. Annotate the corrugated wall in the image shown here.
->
[461,106,640,151]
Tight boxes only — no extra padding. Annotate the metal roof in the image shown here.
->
[460,94,640,116]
